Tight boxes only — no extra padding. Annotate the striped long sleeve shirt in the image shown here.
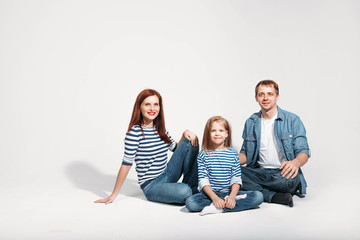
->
[122,125,177,188]
[198,148,242,194]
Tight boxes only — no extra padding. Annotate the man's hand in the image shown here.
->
[280,160,300,179]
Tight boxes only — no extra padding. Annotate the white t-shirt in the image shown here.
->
[258,113,286,168]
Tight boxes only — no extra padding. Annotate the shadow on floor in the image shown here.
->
[65,160,145,200]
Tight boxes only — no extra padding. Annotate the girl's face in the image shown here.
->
[140,95,160,126]
[210,121,228,149]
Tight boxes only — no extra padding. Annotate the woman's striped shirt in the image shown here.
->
[198,148,242,194]
[122,125,177,188]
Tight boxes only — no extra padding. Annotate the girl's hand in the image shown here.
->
[94,194,117,205]
[225,196,236,209]
[183,130,198,146]
[212,196,225,209]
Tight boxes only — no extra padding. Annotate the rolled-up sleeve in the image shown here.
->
[230,154,242,187]
[197,152,210,190]
[122,128,140,166]
[293,117,311,158]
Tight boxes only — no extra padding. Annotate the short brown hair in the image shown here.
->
[202,116,232,152]
[255,80,279,96]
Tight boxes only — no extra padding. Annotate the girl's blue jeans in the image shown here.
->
[142,139,199,205]
[185,190,263,212]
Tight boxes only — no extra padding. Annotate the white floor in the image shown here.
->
[1,1,359,239]
[1,160,359,240]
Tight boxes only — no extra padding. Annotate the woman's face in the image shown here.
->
[140,95,160,126]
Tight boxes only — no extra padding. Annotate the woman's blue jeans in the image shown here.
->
[185,190,263,212]
[142,139,199,205]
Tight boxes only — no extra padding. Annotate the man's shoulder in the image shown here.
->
[277,107,301,120]
[246,111,262,122]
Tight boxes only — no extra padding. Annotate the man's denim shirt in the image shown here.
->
[240,106,311,195]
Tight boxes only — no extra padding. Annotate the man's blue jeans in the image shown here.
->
[240,167,301,203]
[142,139,199,205]
[185,190,263,212]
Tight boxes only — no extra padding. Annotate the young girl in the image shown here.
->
[185,116,263,215]
[95,89,199,205]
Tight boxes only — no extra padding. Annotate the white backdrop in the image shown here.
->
[1,1,359,239]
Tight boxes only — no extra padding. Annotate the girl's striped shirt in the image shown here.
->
[122,125,177,188]
[198,148,242,194]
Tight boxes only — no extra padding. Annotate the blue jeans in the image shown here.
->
[185,190,263,212]
[240,167,301,203]
[142,139,199,204]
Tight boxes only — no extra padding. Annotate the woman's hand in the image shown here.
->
[183,130,198,146]
[95,165,131,205]
[94,194,117,205]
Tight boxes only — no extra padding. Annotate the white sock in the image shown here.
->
[235,194,247,200]
[199,203,223,216]
[224,194,247,201]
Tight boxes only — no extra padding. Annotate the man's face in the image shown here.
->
[255,84,279,112]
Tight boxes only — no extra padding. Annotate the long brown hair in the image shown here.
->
[202,116,232,152]
[127,89,172,144]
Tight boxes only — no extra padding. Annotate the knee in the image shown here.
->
[287,176,300,188]
[252,191,264,206]
[179,138,191,148]
[178,185,192,202]
[185,196,201,212]
[188,144,199,163]
[190,143,199,154]
[181,138,199,153]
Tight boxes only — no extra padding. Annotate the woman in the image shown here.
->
[95,89,199,205]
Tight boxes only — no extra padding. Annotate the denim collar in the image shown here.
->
[250,106,284,122]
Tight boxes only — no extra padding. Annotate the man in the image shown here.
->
[239,80,310,207]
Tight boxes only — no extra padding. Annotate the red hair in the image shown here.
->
[128,89,172,144]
